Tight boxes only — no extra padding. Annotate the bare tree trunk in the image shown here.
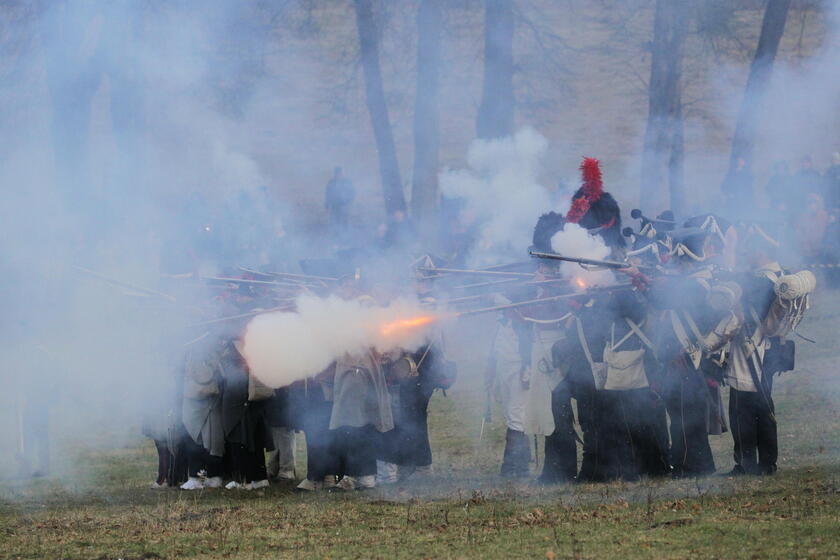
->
[411,0,443,231]
[728,0,792,170]
[639,0,689,213]
[353,0,406,215]
[669,103,685,216]
[100,2,147,219]
[41,1,103,221]
[477,0,515,140]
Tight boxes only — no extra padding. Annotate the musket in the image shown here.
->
[237,266,337,283]
[418,266,536,278]
[445,278,586,304]
[204,276,293,286]
[74,265,178,302]
[630,208,677,225]
[450,276,573,292]
[451,277,523,291]
[456,283,633,316]
[479,390,492,442]
[186,304,294,328]
[202,276,309,291]
[529,250,654,271]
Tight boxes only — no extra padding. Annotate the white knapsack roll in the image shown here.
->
[762,270,815,338]
[775,270,816,300]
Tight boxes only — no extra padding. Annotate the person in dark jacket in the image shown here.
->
[722,157,755,219]
[379,343,440,480]
[765,161,793,219]
[220,339,272,489]
[324,167,355,234]
[291,366,339,492]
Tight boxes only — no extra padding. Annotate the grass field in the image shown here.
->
[2,291,840,559]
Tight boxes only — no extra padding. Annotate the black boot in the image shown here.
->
[501,429,531,478]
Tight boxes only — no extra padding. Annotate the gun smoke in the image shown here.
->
[0,1,836,498]
[242,295,438,389]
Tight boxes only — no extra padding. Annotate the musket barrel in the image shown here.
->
[455,283,633,316]
[237,266,337,282]
[418,266,535,278]
[529,251,654,271]
[73,265,178,302]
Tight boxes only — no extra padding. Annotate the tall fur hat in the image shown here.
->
[566,157,625,249]
[531,211,566,253]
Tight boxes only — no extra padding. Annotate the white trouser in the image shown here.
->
[266,427,296,478]
[494,321,527,432]
[499,368,527,432]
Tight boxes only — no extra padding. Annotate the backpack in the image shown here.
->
[760,270,815,338]
[602,318,653,391]
[183,352,221,399]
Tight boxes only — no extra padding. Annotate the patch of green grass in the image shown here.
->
[3,466,840,559]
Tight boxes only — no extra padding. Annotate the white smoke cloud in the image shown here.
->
[242,294,438,388]
[439,127,553,264]
[550,223,615,287]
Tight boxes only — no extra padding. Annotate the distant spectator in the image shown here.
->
[794,155,826,200]
[824,152,840,215]
[383,209,417,250]
[796,192,828,261]
[721,157,755,219]
[324,167,355,232]
[765,161,793,216]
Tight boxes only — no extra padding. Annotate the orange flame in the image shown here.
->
[380,315,437,337]
[574,277,587,290]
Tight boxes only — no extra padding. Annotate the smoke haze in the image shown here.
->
[551,223,616,287]
[439,127,553,265]
[0,1,836,490]
[243,295,436,388]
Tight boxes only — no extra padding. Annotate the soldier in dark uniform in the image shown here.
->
[529,212,578,484]
[180,335,226,490]
[596,290,670,480]
[379,342,441,479]
[560,157,628,482]
[221,339,272,489]
[646,229,739,478]
[291,366,339,492]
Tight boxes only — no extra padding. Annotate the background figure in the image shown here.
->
[794,155,826,201]
[14,342,57,478]
[142,380,187,488]
[329,349,393,490]
[721,157,755,219]
[765,161,793,219]
[324,167,355,236]
[823,152,840,221]
[221,340,271,489]
[795,193,828,263]
[821,153,840,286]
[290,369,338,492]
[180,339,225,490]
[379,344,440,480]
[20,392,51,478]
[382,210,417,251]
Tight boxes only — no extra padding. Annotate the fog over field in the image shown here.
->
[0,0,837,522]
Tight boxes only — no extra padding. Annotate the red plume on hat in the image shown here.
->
[566,157,603,223]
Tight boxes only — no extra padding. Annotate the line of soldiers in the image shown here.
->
[145,157,813,490]
[489,159,812,482]
[144,276,455,492]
